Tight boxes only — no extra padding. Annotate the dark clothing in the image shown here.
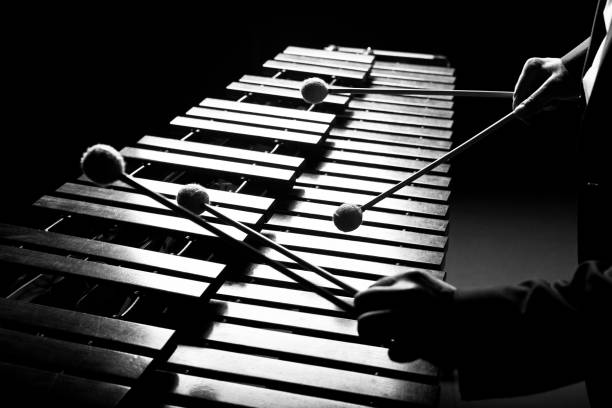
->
[569,0,612,265]
[455,1,612,406]
[455,262,611,407]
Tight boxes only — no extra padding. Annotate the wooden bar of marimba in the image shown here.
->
[0,44,455,407]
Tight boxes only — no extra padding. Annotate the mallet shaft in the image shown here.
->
[120,174,355,314]
[362,109,519,211]
[202,202,358,295]
[329,87,513,98]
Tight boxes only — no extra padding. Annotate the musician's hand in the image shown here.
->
[512,57,576,120]
[355,271,456,366]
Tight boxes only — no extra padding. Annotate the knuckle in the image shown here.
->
[356,320,368,337]
[525,57,541,68]
[353,292,366,308]
[404,270,430,282]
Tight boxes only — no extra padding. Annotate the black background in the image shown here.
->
[3,2,597,218]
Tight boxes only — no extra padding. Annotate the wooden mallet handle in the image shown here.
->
[329,87,513,98]
[201,202,358,295]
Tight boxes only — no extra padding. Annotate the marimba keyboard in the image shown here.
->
[0,44,454,407]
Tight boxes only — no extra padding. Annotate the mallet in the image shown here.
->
[177,183,358,296]
[300,77,513,104]
[332,109,522,232]
[80,145,355,314]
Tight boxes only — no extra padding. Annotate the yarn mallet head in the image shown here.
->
[80,144,125,186]
[176,183,210,214]
[300,77,329,104]
[333,203,363,232]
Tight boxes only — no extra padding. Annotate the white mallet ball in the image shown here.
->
[333,203,363,232]
[300,77,329,104]
[80,144,125,186]
[177,183,210,214]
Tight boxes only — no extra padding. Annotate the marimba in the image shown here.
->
[0,44,454,407]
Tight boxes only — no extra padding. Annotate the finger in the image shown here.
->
[358,314,422,362]
[355,271,441,313]
[515,74,560,119]
[368,270,428,289]
[514,73,542,110]
[368,274,399,288]
[388,341,420,363]
[357,309,403,343]
[355,281,424,314]
[513,59,544,109]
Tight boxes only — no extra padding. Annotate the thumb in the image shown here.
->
[388,340,419,362]
[514,74,561,120]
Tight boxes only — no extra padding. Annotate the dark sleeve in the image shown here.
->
[452,260,612,400]
[561,37,590,75]
[560,37,591,98]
